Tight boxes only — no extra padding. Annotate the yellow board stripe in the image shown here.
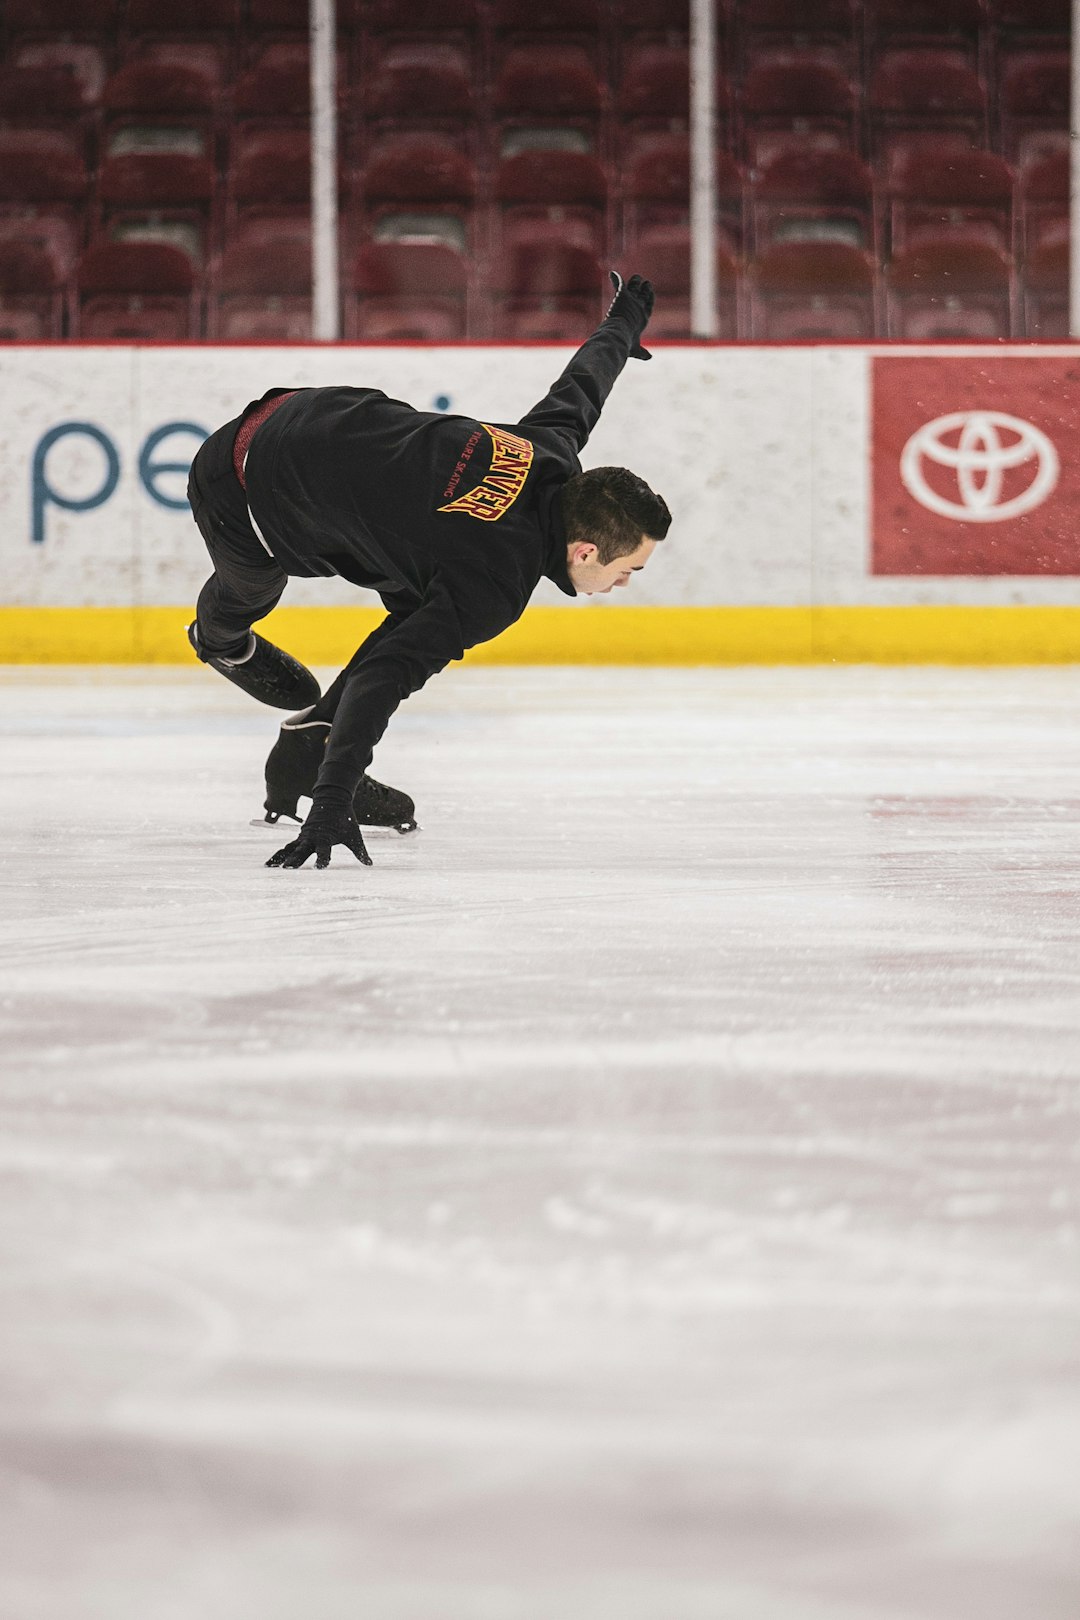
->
[1,605,1080,664]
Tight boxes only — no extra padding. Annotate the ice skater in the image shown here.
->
[186,271,670,869]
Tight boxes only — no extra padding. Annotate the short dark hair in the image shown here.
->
[561,467,671,565]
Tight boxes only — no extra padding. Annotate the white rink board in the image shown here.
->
[3,343,1080,610]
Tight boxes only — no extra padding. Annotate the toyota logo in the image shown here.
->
[900,410,1059,522]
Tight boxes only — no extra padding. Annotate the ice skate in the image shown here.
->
[258,710,417,833]
[186,622,321,712]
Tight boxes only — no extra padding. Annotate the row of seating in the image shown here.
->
[0,127,1065,258]
[0,219,1065,343]
[0,37,1068,163]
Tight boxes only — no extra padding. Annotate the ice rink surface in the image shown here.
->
[1,662,1078,1620]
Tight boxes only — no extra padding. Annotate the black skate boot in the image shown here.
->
[260,710,417,833]
[187,622,321,712]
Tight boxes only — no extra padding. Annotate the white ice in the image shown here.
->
[0,664,1078,1620]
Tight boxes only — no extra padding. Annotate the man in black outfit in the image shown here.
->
[186,272,670,870]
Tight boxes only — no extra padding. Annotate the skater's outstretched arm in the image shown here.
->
[518,272,655,453]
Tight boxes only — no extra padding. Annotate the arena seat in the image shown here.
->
[995,0,1070,44]
[618,225,740,338]
[885,145,1015,255]
[210,217,311,340]
[0,130,86,207]
[1019,147,1067,260]
[1022,220,1067,338]
[347,239,467,340]
[490,0,603,29]
[741,57,859,163]
[868,0,987,59]
[0,238,65,339]
[101,56,219,118]
[749,238,876,339]
[363,42,473,126]
[0,64,88,123]
[622,136,746,251]
[97,149,216,264]
[359,134,476,207]
[494,46,603,120]
[228,126,313,215]
[619,44,690,121]
[616,0,690,27]
[498,299,597,341]
[8,40,108,103]
[999,52,1070,164]
[886,238,1013,338]
[490,218,602,326]
[869,49,988,158]
[233,44,313,120]
[738,0,859,64]
[74,238,199,339]
[751,146,875,252]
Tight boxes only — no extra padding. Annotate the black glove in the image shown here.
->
[604,270,654,360]
[266,786,372,870]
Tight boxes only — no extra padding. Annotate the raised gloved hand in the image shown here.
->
[266,786,372,870]
[604,270,654,360]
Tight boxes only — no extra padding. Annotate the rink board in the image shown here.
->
[3,341,1080,662]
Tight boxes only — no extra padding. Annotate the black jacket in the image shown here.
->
[243,312,639,793]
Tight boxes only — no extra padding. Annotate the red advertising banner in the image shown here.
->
[872,356,1080,575]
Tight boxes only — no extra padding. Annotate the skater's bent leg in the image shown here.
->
[191,505,287,659]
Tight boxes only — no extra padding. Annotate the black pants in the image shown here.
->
[187,412,381,728]
[187,412,287,659]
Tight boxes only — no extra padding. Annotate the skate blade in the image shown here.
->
[250,814,419,834]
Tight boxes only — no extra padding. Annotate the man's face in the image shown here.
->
[566,534,657,596]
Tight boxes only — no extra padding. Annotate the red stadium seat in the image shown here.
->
[622,136,745,249]
[0,212,78,280]
[1000,52,1070,164]
[1019,147,1067,259]
[210,217,311,338]
[869,0,987,57]
[618,225,740,337]
[229,127,312,212]
[495,150,607,209]
[620,44,690,121]
[74,239,198,339]
[363,43,472,125]
[750,239,875,339]
[494,46,602,119]
[491,217,602,303]
[0,65,87,122]
[347,239,466,340]
[1022,220,1067,338]
[869,49,988,158]
[996,0,1069,38]
[886,238,1013,338]
[0,131,85,205]
[10,40,107,102]
[752,146,874,251]
[234,44,313,119]
[0,239,65,339]
[102,57,218,117]
[97,148,216,264]
[886,146,1015,255]
[741,56,858,163]
[739,0,858,66]
[498,300,596,341]
[360,134,475,206]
